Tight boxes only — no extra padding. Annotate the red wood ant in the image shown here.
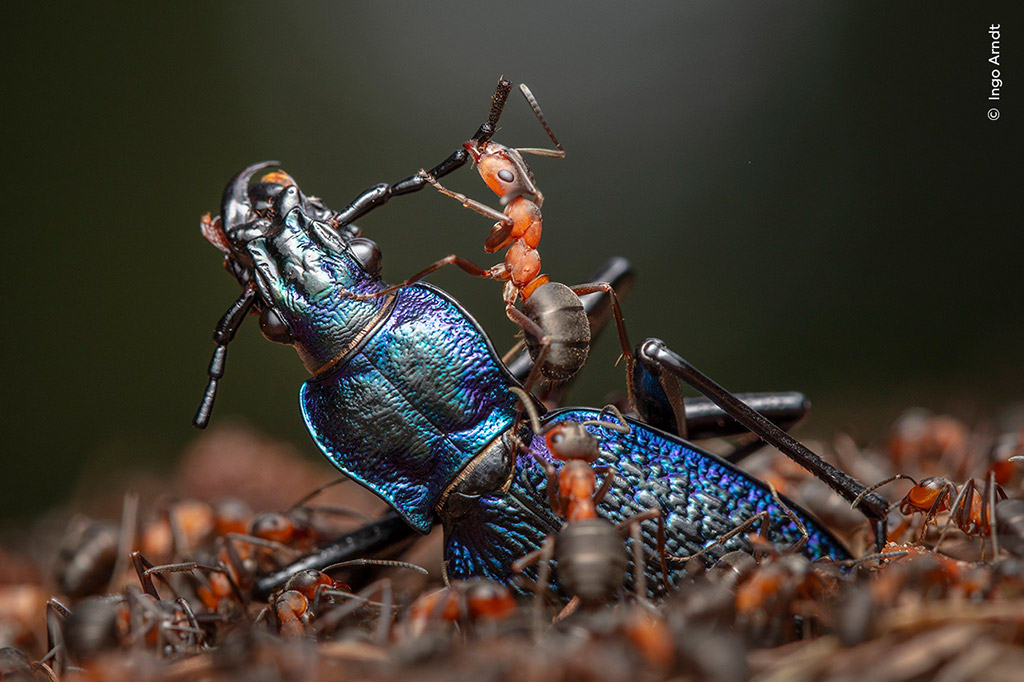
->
[509,387,667,610]
[852,473,1008,553]
[265,559,426,641]
[404,579,517,639]
[347,78,632,390]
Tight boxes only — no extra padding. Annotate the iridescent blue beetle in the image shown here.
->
[194,82,889,600]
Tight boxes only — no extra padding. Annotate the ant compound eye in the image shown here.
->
[259,307,294,345]
[498,169,515,183]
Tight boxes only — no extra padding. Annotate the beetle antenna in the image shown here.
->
[194,283,257,428]
[471,77,513,145]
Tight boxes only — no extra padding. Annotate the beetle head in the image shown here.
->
[202,163,389,375]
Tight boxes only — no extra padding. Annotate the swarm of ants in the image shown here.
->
[2,411,1023,682]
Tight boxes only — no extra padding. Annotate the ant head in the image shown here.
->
[464,140,538,206]
[544,423,600,463]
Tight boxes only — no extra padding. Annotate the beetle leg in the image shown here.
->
[633,337,890,551]
[251,512,417,602]
[193,282,258,428]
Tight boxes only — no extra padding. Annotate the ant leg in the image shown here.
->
[616,508,670,595]
[314,579,396,642]
[509,387,564,514]
[592,466,617,506]
[634,338,890,551]
[768,484,810,553]
[506,258,633,404]
[667,511,771,565]
[328,79,514,229]
[131,551,161,599]
[850,474,917,511]
[934,480,972,551]
[986,472,1002,557]
[107,491,139,594]
[512,535,555,636]
[569,282,632,363]
[45,598,70,677]
[916,482,956,543]
[505,305,553,395]
[175,597,208,651]
[629,522,647,602]
[347,254,499,301]
[419,171,513,226]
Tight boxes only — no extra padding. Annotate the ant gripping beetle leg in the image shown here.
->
[341,80,633,394]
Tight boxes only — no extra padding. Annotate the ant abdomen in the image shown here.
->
[555,518,628,605]
[521,281,590,382]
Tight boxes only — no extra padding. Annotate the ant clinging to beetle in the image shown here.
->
[508,387,668,611]
[347,79,632,391]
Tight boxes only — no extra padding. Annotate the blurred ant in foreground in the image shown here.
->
[264,560,426,642]
[403,579,517,639]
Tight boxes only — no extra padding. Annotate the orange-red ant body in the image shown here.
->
[405,579,516,637]
[853,473,1008,549]
[419,83,564,306]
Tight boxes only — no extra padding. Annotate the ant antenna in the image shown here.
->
[516,84,566,159]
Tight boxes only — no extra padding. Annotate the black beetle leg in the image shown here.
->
[193,282,258,429]
[628,331,811,453]
[251,511,418,602]
[330,78,514,231]
[633,337,890,551]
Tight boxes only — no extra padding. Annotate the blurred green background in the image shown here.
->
[4,2,1019,524]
